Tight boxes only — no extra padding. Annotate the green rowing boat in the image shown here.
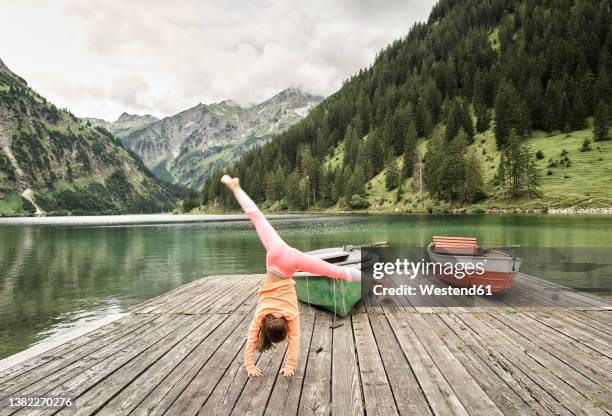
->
[293,245,380,317]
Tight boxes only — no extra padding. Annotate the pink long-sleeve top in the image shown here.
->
[244,278,300,370]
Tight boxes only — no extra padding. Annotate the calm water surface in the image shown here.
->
[1,213,611,359]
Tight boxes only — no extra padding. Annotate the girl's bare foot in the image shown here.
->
[221,175,240,192]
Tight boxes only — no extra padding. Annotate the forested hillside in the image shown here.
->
[0,59,180,216]
[194,0,612,212]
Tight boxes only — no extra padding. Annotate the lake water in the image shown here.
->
[1,213,611,361]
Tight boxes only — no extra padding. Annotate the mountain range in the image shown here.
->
[0,58,179,216]
[83,112,159,139]
[86,88,322,189]
[198,0,612,212]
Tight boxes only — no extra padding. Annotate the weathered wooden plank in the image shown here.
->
[369,313,432,416]
[560,290,612,308]
[297,313,333,416]
[458,313,608,416]
[407,313,505,415]
[425,313,544,416]
[207,275,262,314]
[0,314,161,399]
[571,310,612,327]
[518,273,573,290]
[176,274,251,314]
[501,311,612,373]
[130,296,259,415]
[438,312,571,416]
[96,313,232,415]
[197,335,266,415]
[525,311,612,358]
[386,312,468,416]
[131,308,253,414]
[561,310,612,335]
[229,331,287,416]
[330,316,364,416]
[22,315,203,416]
[130,279,204,313]
[61,315,218,416]
[6,315,184,416]
[517,274,609,309]
[383,273,416,312]
[481,313,611,411]
[264,310,315,416]
[351,313,398,416]
[0,314,153,389]
[163,276,233,314]
[510,282,599,309]
[134,275,224,314]
[157,323,250,416]
[542,310,612,342]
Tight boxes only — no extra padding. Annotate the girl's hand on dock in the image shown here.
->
[246,366,262,377]
[279,367,295,377]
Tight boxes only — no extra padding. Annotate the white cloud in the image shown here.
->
[0,0,434,121]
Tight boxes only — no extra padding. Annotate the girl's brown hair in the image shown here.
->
[256,314,288,352]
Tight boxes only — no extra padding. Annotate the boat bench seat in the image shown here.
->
[432,236,478,255]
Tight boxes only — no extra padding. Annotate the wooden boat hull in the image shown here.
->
[293,277,361,317]
[426,244,522,294]
[293,247,377,317]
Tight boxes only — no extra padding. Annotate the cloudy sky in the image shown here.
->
[0,0,434,121]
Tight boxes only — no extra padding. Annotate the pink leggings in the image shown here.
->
[235,189,358,281]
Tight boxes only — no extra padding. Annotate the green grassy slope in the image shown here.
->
[338,124,612,213]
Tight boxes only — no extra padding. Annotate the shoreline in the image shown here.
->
[1,207,612,223]
[192,206,612,216]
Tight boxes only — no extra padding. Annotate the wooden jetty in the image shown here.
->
[0,272,610,415]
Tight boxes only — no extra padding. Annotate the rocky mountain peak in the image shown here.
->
[121,87,323,188]
[115,112,158,124]
[260,87,323,107]
[116,112,134,122]
[218,99,241,108]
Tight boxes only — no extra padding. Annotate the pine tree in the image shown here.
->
[412,149,424,200]
[494,80,530,148]
[445,128,468,202]
[524,77,544,130]
[593,100,610,141]
[265,166,285,201]
[346,165,366,200]
[366,131,384,178]
[595,63,611,105]
[475,103,490,133]
[444,98,474,143]
[496,130,541,198]
[415,100,433,138]
[385,157,400,190]
[300,175,311,209]
[402,122,418,178]
[332,167,344,203]
[570,85,588,130]
[463,151,485,203]
[423,129,446,200]
[286,170,302,210]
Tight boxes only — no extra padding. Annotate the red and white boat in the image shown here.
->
[426,236,522,294]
